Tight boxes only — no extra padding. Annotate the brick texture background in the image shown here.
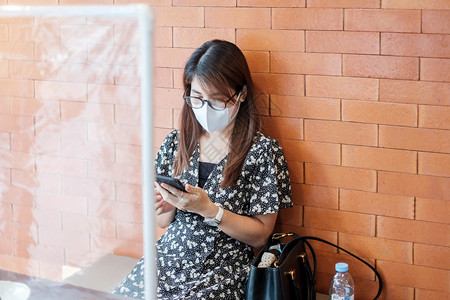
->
[0,1,449,299]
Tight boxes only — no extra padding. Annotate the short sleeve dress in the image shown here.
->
[114,130,293,299]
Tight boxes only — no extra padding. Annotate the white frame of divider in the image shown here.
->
[0,5,155,300]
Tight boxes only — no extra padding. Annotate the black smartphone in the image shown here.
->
[155,175,187,193]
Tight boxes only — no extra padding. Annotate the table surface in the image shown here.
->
[317,292,329,300]
[1,269,330,300]
[0,269,127,300]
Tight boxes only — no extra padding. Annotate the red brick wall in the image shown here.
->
[0,1,449,299]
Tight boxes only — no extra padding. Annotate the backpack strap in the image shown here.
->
[303,239,317,300]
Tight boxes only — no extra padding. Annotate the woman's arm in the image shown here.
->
[156,182,278,248]
[218,209,277,248]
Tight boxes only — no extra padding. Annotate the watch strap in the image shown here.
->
[204,203,224,226]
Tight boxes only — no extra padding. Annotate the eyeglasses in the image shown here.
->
[183,90,238,111]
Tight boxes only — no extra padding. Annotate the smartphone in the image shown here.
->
[155,175,187,193]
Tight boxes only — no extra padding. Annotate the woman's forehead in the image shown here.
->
[191,77,230,97]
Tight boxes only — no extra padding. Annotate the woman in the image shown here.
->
[114,40,292,299]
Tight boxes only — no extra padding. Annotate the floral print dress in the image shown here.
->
[114,130,292,299]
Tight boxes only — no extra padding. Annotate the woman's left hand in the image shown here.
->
[155,182,217,218]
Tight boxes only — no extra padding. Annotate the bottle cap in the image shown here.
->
[335,262,349,272]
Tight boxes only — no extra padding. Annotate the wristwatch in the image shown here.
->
[203,203,224,227]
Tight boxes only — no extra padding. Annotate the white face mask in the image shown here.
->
[193,98,241,134]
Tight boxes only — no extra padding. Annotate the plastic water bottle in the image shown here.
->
[329,262,354,300]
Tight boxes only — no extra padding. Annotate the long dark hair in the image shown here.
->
[173,39,260,188]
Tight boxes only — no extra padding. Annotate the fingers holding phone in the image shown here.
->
[155,175,187,192]
[154,182,176,215]
[154,176,191,212]
[155,175,189,210]
[155,181,184,206]
[154,175,215,217]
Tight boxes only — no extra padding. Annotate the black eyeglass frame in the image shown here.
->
[183,90,238,111]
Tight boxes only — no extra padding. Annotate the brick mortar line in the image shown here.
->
[337,187,341,211]
[302,161,305,185]
[378,32,381,56]
[374,214,377,239]
[304,29,306,53]
[420,9,423,34]
[377,124,379,148]
[416,143,419,175]
[418,57,421,81]
[302,118,305,141]
[302,201,305,227]
[303,73,306,97]
[375,169,378,194]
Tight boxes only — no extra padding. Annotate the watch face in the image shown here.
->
[205,220,219,226]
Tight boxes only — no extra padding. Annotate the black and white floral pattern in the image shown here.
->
[114,130,292,299]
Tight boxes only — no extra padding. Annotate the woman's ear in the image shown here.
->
[240,85,247,101]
